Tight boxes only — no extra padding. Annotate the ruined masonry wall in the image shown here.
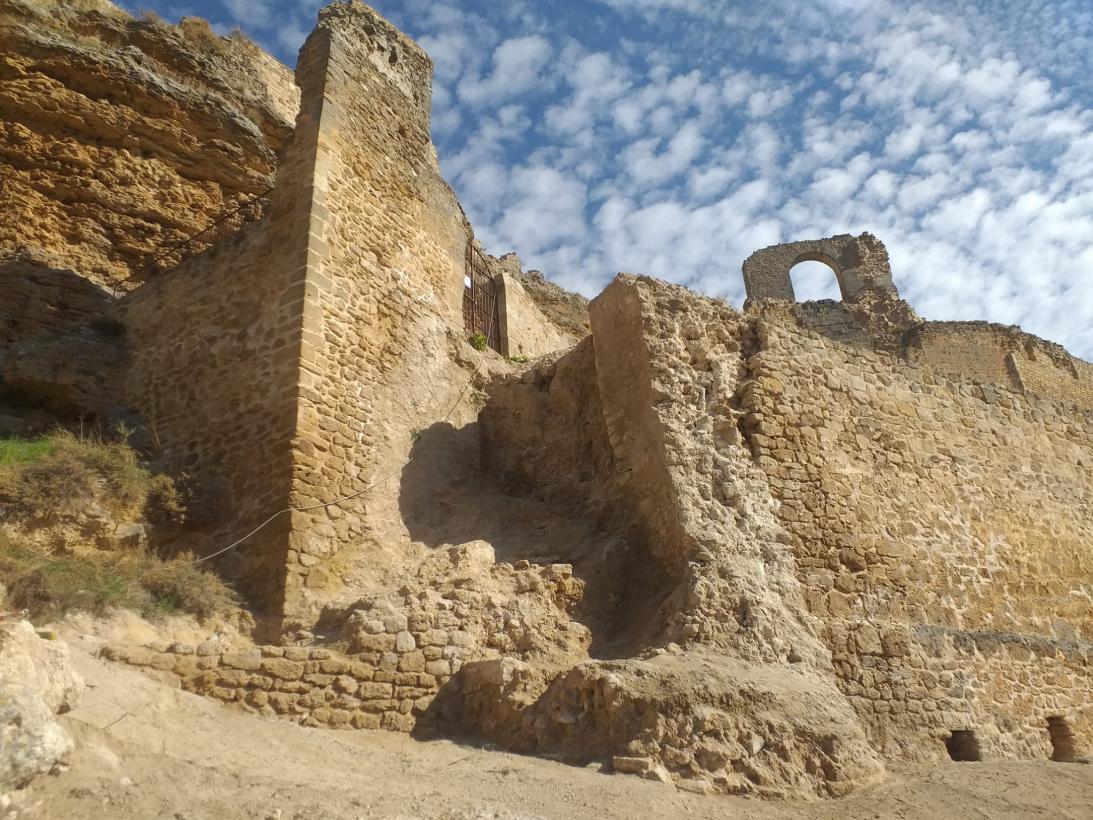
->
[104,551,583,734]
[103,634,454,733]
[743,303,1093,760]
[908,322,1093,411]
[741,233,896,303]
[496,272,579,360]
[281,2,477,618]
[115,221,299,612]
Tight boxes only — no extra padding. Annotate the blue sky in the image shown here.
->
[121,0,1093,359]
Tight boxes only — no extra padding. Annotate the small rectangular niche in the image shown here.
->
[945,729,982,762]
[1048,716,1077,763]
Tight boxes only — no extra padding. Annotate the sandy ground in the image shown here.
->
[13,634,1093,820]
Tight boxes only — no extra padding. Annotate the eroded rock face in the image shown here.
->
[0,621,84,789]
[0,251,113,353]
[0,0,298,288]
[0,316,127,421]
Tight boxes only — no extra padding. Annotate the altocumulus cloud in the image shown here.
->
[121,0,1093,360]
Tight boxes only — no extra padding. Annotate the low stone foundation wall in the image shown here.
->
[101,551,585,733]
[102,630,460,732]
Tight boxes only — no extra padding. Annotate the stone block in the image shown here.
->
[351,711,381,730]
[383,614,409,633]
[380,712,415,732]
[354,633,396,653]
[222,651,262,671]
[424,659,450,677]
[262,658,305,680]
[397,651,425,673]
[320,658,350,675]
[357,681,394,699]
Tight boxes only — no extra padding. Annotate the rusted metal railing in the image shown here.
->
[112,188,273,298]
[462,242,501,353]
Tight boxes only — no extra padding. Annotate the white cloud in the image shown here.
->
[457,35,553,107]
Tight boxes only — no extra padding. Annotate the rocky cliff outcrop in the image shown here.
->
[0,0,299,288]
[0,620,84,789]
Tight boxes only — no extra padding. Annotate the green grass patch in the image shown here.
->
[0,430,182,525]
[0,436,56,466]
[0,534,239,623]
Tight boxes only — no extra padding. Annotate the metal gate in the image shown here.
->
[462,243,502,353]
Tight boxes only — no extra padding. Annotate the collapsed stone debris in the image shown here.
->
[0,0,1089,801]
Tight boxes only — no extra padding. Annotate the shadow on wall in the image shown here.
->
[397,420,645,658]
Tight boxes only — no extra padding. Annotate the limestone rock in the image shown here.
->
[0,0,298,289]
[0,621,85,789]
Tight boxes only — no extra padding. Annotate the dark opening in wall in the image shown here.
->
[1048,716,1077,762]
[945,730,982,761]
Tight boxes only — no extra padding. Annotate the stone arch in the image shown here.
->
[741,232,899,305]
[787,253,843,301]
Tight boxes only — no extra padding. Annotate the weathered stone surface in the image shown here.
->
[0,622,84,789]
[261,658,304,680]
[0,0,297,289]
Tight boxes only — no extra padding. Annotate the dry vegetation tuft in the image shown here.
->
[0,429,180,525]
[0,534,238,622]
[0,431,238,623]
[178,16,229,54]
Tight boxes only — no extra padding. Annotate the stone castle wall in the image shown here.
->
[10,0,1089,783]
[102,0,573,625]
[471,275,1089,776]
[115,219,299,615]
[744,235,1092,413]
[907,321,1093,410]
[276,2,481,618]
[112,0,477,621]
[744,301,1092,760]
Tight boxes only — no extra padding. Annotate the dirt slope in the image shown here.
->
[12,632,1092,820]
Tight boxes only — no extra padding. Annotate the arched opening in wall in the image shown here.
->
[1048,717,1077,762]
[789,258,842,302]
[945,730,982,762]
